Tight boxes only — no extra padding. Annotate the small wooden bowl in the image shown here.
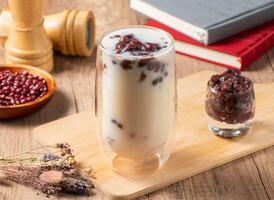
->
[0,64,56,119]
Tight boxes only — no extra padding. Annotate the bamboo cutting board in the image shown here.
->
[33,71,274,200]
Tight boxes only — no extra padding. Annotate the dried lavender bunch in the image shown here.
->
[0,143,95,197]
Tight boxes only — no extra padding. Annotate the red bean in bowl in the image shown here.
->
[0,70,48,106]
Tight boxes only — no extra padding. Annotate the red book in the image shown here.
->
[146,20,274,70]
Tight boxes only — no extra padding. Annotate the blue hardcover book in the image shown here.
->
[130,0,274,44]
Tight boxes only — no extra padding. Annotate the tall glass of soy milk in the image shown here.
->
[96,26,176,177]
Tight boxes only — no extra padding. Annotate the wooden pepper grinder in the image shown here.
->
[45,10,96,57]
[0,9,96,57]
[5,0,53,72]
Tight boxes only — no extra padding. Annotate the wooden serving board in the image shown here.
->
[33,71,274,200]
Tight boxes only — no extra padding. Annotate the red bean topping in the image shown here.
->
[0,70,48,106]
[158,77,163,82]
[139,71,147,82]
[209,69,252,93]
[111,119,124,129]
[121,60,132,70]
[152,77,163,86]
[138,58,153,68]
[129,133,136,138]
[160,63,165,72]
[115,34,162,55]
[117,123,123,129]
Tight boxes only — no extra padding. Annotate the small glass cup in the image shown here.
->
[95,26,176,177]
[205,81,255,138]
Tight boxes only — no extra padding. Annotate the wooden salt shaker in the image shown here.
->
[5,0,53,72]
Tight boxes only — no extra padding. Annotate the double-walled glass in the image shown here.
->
[95,26,176,177]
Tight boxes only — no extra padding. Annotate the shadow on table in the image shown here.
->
[52,48,97,75]
[245,53,273,73]
[0,89,71,127]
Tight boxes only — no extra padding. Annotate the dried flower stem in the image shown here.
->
[0,145,57,160]
[0,143,95,197]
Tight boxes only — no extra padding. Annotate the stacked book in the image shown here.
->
[130,0,274,70]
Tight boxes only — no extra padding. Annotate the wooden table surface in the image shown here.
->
[0,1,274,200]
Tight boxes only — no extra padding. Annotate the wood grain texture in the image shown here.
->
[0,0,274,200]
[32,71,274,200]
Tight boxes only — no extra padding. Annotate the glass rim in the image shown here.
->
[97,25,175,59]
[207,80,254,95]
